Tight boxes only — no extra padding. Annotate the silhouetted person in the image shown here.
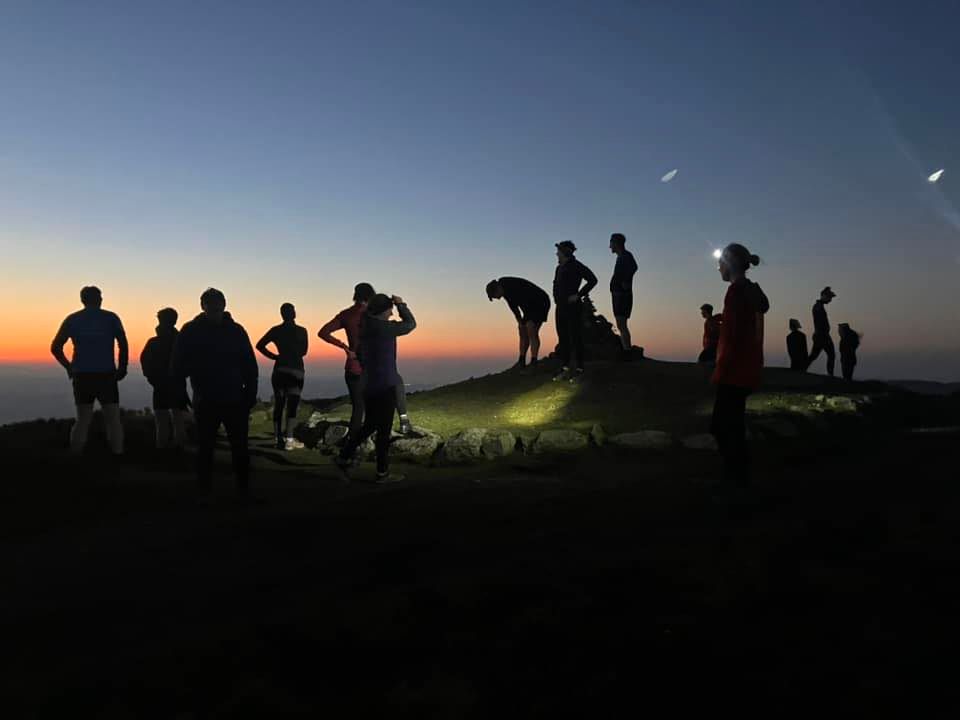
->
[140,307,189,450]
[787,318,808,371]
[50,286,128,455]
[257,303,309,450]
[335,294,416,483]
[486,277,551,369]
[698,303,722,365]
[711,244,769,488]
[806,286,836,376]
[552,241,597,383]
[838,323,861,382]
[172,288,258,495]
[609,233,638,359]
[319,283,414,438]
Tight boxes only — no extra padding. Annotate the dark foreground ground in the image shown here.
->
[2,419,959,716]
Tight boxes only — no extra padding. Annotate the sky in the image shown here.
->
[1,0,958,381]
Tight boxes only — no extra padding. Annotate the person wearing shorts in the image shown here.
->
[140,307,190,449]
[486,277,551,369]
[609,233,638,358]
[51,286,128,455]
[256,303,309,450]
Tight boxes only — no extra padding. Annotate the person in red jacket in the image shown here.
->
[710,243,769,488]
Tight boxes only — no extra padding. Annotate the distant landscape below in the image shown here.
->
[1,353,956,426]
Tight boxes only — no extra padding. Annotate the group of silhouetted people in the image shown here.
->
[487,233,637,379]
[52,284,417,493]
[700,285,862,382]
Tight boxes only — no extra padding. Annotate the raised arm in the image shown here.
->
[50,318,72,377]
[255,328,279,362]
[389,299,417,337]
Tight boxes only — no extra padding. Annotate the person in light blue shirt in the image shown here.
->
[51,286,129,454]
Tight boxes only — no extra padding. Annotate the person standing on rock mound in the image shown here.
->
[51,285,129,456]
[172,288,258,496]
[335,294,416,484]
[318,283,414,440]
[609,233,638,361]
[552,240,597,383]
[711,244,770,489]
[256,303,309,451]
[486,277,551,370]
[806,286,837,377]
[140,307,190,451]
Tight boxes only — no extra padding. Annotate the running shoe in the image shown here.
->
[399,414,413,436]
[284,437,305,451]
[375,471,405,484]
[552,367,570,382]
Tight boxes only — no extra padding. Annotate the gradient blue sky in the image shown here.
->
[1,1,958,379]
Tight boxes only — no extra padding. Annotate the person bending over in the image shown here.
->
[51,286,128,455]
[486,277,551,369]
[335,294,416,483]
[257,303,309,450]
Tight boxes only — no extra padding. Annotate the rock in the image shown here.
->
[516,430,540,453]
[391,430,442,464]
[437,428,488,464]
[825,396,858,413]
[360,437,376,459]
[681,433,718,451]
[532,429,588,454]
[753,418,800,438]
[609,430,673,450]
[324,424,350,447]
[306,411,326,428]
[294,424,325,449]
[590,424,607,447]
[482,431,516,459]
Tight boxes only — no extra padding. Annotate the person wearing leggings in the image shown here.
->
[256,303,309,450]
[335,294,416,483]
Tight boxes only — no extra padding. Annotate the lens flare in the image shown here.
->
[928,168,944,183]
[712,249,723,259]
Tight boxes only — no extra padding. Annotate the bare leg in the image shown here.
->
[101,403,124,455]
[615,316,631,351]
[171,409,187,448]
[517,323,529,364]
[70,404,95,454]
[526,321,542,362]
[155,409,172,449]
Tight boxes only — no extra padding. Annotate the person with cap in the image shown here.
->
[552,240,597,383]
[51,285,129,455]
[335,293,416,483]
[318,283,414,439]
[786,318,808,371]
[486,277,551,369]
[140,307,190,450]
[609,233,638,359]
[838,323,861,382]
[256,303,309,451]
[172,288,259,495]
[710,244,769,489]
[806,286,837,377]
[697,303,723,365]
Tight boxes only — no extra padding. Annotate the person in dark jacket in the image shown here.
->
[698,303,722,365]
[486,277,551,369]
[838,323,861,382]
[552,240,598,383]
[806,286,836,376]
[172,288,258,493]
[609,233,638,358]
[335,294,416,483]
[257,303,309,451]
[711,244,770,489]
[787,318,808,371]
[319,284,414,438]
[140,307,190,450]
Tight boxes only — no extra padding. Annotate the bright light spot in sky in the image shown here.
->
[712,249,723,259]
[928,168,945,183]
[661,169,678,183]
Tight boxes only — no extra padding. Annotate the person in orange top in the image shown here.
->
[710,243,770,488]
[697,303,722,365]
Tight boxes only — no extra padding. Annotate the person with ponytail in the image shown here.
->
[711,244,770,488]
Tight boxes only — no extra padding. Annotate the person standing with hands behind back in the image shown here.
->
[711,244,769,490]
[552,241,597,383]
